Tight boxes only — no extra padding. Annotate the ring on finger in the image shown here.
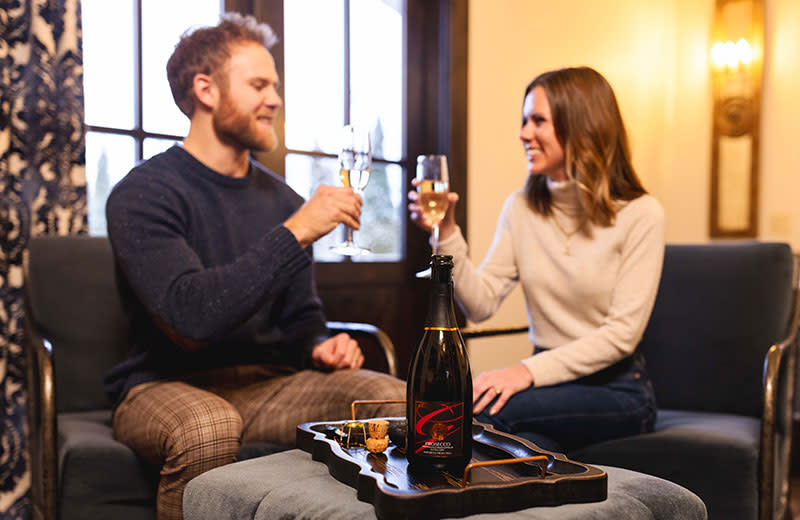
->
[493,386,500,394]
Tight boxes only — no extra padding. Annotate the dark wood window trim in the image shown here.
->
[405,0,468,273]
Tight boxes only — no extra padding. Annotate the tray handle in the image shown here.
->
[350,399,406,420]
[463,456,548,483]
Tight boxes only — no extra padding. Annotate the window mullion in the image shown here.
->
[135,0,144,161]
[343,0,350,126]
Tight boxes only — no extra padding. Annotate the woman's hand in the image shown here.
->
[473,364,534,415]
[407,178,460,242]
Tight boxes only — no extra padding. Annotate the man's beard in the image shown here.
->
[213,91,277,152]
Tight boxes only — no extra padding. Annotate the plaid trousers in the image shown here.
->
[113,365,406,520]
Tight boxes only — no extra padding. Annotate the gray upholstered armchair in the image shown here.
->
[463,242,800,520]
[23,235,399,520]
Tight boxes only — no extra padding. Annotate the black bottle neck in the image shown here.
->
[425,265,457,329]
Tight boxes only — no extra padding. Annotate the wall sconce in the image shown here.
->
[709,0,763,238]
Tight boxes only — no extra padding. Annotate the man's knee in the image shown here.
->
[380,376,407,401]
[352,370,406,415]
[167,394,244,465]
[358,370,406,398]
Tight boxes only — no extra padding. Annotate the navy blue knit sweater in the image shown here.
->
[103,146,328,407]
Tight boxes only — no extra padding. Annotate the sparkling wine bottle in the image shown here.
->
[406,255,473,472]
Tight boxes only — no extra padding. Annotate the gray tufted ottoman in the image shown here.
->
[183,449,706,520]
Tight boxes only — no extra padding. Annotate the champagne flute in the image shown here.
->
[330,125,372,256]
[415,154,450,278]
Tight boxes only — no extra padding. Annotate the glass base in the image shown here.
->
[415,267,432,279]
[330,242,371,257]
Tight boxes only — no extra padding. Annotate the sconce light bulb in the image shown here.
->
[711,42,726,68]
[723,40,738,68]
[736,38,753,65]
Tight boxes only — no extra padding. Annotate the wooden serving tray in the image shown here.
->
[296,418,607,519]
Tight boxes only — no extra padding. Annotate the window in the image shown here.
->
[282,0,405,263]
[82,0,223,235]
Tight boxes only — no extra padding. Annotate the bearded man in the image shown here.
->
[103,13,405,520]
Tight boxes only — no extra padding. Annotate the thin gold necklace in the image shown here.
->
[551,212,583,256]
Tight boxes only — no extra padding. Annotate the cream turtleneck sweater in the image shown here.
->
[438,179,665,387]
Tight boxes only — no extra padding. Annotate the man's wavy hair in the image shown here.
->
[523,67,646,226]
[167,12,277,117]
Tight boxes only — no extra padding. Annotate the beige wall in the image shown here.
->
[761,0,800,243]
[465,0,800,373]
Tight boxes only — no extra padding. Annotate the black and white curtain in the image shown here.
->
[0,1,86,518]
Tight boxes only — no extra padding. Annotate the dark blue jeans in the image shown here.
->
[475,350,657,453]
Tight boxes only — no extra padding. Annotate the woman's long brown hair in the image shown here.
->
[523,67,646,226]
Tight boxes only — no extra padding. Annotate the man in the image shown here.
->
[103,13,405,520]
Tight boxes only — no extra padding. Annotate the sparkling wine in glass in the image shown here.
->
[415,154,450,278]
[330,125,372,256]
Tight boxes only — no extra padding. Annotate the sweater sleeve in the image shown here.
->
[438,194,520,322]
[269,248,330,367]
[106,173,315,344]
[522,198,665,387]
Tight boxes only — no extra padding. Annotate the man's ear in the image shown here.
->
[192,73,218,111]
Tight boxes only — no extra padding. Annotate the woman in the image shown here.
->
[408,66,664,452]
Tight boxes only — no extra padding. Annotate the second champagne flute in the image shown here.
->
[415,154,450,278]
[330,125,372,256]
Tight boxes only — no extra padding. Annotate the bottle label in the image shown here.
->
[412,401,464,457]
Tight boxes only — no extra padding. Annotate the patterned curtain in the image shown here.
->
[0,1,86,518]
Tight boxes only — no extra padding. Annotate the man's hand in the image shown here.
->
[311,333,364,371]
[473,364,534,416]
[284,185,362,247]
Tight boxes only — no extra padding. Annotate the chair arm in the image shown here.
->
[461,325,529,340]
[23,299,58,520]
[760,281,800,520]
[326,321,398,377]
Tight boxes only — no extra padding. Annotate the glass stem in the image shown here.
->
[348,188,362,245]
[432,225,440,255]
